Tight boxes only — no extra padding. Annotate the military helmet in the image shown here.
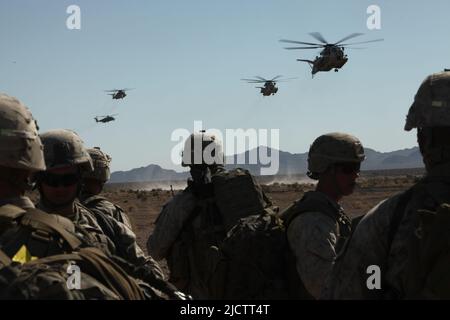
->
[83,147,111,182]
[40,129,93,172]
[0,94,45,172]
[405,70,450,131]
[308,132,365,178]
[181,131,224,167]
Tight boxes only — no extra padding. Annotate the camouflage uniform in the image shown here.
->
[81,195,133,230]
[147,191,197,261]
[83,198,165,279]
[285,191,351,299]
[323,71,450,299]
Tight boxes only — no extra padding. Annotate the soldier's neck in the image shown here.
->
[315,183,342,204]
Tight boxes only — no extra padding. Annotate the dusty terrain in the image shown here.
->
[100,168,423,276]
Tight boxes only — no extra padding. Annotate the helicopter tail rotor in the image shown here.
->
[297,59,314,65]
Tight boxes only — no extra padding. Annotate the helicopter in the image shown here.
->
[241,75,296,96]
[104,88,134,100]
[95,114,117,123]
[280,32,383,77]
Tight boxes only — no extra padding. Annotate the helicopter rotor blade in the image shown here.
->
[111,114,119,116]
[309,32,328,44]
[333,33,364,45]
[344,47,367,50]
[241,78,266,83]
[275,77,298,82]
[121,88,135,91]
[270,75,283,81]
[283,46,323,50]
[254,76,268,81]
[279,39,323,46]
[340,38,384,46]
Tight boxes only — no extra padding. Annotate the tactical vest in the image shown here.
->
[281,191,352,254]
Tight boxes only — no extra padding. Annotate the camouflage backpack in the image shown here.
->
[0,205,148,299]
[0,247,137,300]
[208,209,307,299]
[0,205,184,300]
[166,168,270,298]
[208,192,352,300]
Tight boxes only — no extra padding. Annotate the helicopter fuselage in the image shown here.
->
[311,46,348,74]
[110,91,126,99]
[259,82,278,96]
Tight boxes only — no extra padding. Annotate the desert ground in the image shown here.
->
[100,168,424,276]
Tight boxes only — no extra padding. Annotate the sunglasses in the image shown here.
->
[41,172,79,187]
[336,163,361,174]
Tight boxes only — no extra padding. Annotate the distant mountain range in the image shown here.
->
[109,146,423,183]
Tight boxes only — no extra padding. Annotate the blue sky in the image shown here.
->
[1,0,449,172]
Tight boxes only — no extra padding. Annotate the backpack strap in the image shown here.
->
[0,249,12,266]
[21,209,82,251]
[281,192,343,228]
[0,204,27,224]
[387,187,415,249]
[28,247,145,300]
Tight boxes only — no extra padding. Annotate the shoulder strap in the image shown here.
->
[282,193,339,228]
[21,209,82,250]
[387,186,417,248]
[0,248,12,266]
[0,204,26,223]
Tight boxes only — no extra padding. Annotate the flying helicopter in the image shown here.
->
[104,88,134,100]
[241,75,296,96]
[280,32,383,77]
[95,114,117,123]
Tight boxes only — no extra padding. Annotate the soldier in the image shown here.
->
[0,94,45,211]
[281,132,365,299]
[35,129,115,254]
[323,70,450,299]
[147,131,225,298]
[80,147,133,230]
[148,131,273,299]
[36,130,165,280]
